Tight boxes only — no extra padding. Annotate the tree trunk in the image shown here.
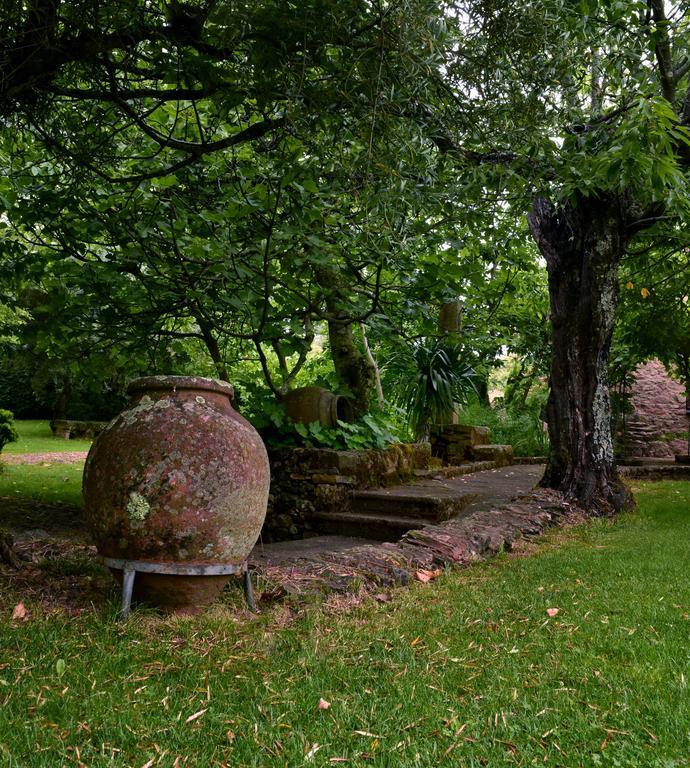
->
[327,318,375,418]
[475,375,491,406]
[314,265,375,417]
[528,194,633,514]
[197,319,230,382]
[52,377,72,421]
[360,323,384,408]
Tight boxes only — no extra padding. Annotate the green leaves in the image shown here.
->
[0,409,19,453]
[261,406,401,451]
[387,338,476,439]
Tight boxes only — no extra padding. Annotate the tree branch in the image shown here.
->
[651,0,676,104]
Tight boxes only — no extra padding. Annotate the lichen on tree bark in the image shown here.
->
[528,193,633,514]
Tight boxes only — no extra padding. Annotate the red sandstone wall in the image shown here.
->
[625,360,688,458]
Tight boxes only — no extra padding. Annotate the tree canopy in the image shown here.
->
[2,0,689,510]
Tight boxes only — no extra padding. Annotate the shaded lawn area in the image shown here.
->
[3,420,92,455]
[0,462,84,512]
[0,482,689,767]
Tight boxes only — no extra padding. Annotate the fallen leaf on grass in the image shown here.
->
[140,760,155,768]
[546,608,559,617]
[185,708,207,724]
[11,602,27,621]
[305,742,320,760]
[414,569,442,583]
[318,698,331,710]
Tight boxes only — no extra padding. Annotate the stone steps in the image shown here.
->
[415,460,498,479]
[311,510,437,541]
[619,464,690,480]
[352,485,479,520]
[470,444,513,465]
[313,480,480,541]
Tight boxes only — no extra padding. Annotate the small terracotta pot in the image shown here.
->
[83,376,270,613]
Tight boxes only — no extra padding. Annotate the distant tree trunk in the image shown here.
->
[438,301,466,417]
[197,318,230,382]
[52,377,72,421]
[475,376,491,406]
[528,194,633,514]
[360,323,384,408]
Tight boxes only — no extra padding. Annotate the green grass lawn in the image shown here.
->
[0,461,84,508]
[3,420,93,454]
[0,480,689,766]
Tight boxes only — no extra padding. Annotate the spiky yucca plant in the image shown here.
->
[388,339,475,441]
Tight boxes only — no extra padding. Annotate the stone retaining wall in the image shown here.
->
[262,443,431,542]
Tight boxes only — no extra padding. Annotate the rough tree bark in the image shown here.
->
[326,319,376,418]
[196,317,230,382]
[314,265,376,418]
[360,323,384,408]
[528,193,633,514]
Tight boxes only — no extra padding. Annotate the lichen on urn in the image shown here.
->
[127,492,151,522]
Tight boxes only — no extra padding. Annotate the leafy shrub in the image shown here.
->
[0,409,19,453]
[243,389,402,450]
[460,396,549,457]
[292,413,401,451]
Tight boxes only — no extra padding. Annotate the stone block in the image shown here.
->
[310,474,357,485]
[470,444,514,467]
[50,419,108,439]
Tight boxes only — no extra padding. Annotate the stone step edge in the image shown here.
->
[619,464,690,479]
[312,510,439,530]
[352,487,479,504]
[414,461,498,479]
[321,491,479,522]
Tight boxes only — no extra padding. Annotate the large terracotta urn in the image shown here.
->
[83,376,270,612]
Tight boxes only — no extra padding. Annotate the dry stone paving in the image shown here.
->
[251,484,584,599]
[308,463,544,540]
[251,464,548,586]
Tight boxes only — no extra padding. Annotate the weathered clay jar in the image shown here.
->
[281,386,355,428]
[83,376,270,612]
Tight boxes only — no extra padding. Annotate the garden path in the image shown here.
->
[3,452,89,465]
[251,464,544,565]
